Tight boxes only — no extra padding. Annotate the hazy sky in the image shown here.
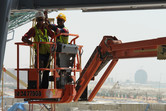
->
[4,9,166,83]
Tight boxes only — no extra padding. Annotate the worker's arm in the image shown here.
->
[59,27,69,33]
[50,24,58,32]
[43,21,56,38]
[51,24,69,34]
[47,28,55,38]
[22,28,35,45]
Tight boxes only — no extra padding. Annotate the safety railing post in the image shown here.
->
[17,44,19,89]
[53,37,57,89]
[37,43,39,89]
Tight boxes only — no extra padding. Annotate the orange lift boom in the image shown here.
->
[15,35,166,104]
[74,36,166,101]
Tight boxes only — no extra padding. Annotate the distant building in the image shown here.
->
[135,69,147,84]
[125,79,132,83]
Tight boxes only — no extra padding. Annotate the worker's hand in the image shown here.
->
[44,10,50,26]
[44,10,48,18]
[22,37,32,45]
[56,28,60,34]
[27,40,33,45]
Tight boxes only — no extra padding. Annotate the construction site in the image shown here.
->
[2,75,166,110]
[1,0,166,111]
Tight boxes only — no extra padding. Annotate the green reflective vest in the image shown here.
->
[34,26,50,54]
[56,27,69,44]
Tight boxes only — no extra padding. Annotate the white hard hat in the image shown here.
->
[35,11,44,18]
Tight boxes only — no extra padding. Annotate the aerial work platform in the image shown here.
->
[15,33,166,105]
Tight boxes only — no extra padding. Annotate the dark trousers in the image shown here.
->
[35,53,50,89]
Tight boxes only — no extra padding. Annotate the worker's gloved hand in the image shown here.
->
[22,37,32,45]
[27,40,33,45]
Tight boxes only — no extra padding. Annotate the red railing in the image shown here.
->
[15,33,82,90]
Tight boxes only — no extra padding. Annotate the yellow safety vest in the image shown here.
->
[34,26,50,54]
[56,27,69,44]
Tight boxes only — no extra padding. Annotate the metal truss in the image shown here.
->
[8,12,36,31]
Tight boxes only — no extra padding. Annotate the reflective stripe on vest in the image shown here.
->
[34,26,50,54]
[56,27,69,44]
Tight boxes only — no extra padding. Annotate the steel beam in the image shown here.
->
[0,0,13,80]
[11,0,166,11]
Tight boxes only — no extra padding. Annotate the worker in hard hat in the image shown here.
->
[22,11,55,89]
[49,13,69,44]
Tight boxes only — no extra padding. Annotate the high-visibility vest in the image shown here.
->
[34,26,50,54]
[56,27,69,44]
